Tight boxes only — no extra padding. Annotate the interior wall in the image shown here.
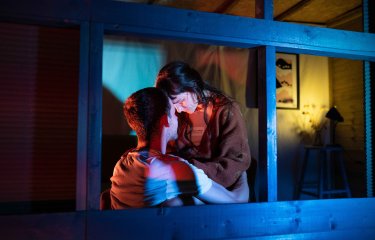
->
[277,54,330,200]
[328,15,366,197]
[0,22,79,214]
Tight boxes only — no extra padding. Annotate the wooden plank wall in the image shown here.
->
[331,58,364,150]
[0,22,80,213]
[329,15,366,197]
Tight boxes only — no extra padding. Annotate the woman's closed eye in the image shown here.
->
[172,96,185,105]
[172,99,182,105]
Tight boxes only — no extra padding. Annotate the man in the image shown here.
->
[110,87,248,209]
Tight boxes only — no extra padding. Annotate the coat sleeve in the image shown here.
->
[190,102,251,188]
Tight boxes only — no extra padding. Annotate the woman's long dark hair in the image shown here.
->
[155,61,231,108]
[155,61,233,148]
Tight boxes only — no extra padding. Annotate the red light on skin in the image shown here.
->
[156,155,196,181]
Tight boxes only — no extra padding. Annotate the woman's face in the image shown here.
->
[167,98,178,141]
[171,92,198,114]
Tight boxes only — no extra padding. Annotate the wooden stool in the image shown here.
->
[294,145,351,199]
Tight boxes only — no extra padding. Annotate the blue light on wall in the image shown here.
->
[102,37,166,103]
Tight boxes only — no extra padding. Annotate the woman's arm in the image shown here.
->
[169,158,249,204]
[197,171,249,204]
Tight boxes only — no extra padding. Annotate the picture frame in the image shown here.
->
[276,53,299,109]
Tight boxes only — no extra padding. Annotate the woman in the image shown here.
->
[155,61,251,189]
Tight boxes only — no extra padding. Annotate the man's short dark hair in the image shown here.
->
[124,87,170,141]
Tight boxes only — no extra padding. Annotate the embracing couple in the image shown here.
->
[110,61,252,208]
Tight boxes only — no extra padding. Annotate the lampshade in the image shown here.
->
[325,106,344,122]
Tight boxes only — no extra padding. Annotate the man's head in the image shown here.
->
[124,87,178,142]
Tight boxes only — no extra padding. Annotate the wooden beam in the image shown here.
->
[254,0,277,202]
[257,46,278,202]
[2,198,375,239]
[275,0,313,21]
[363,0,374,198]
[255,0,273,20]
[87,198,375,239]
[76,21,90,211]
[282,20,326,26]
[92,2,375,61]
[1,1,374,60]
[214,0,238,14]
[87,22,104,210]
[327,5,363,27]
[370,0,375,198]
[0,0,89,22]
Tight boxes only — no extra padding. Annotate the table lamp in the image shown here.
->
[325,106,344,146]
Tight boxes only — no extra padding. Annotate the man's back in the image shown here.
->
[110,149,212,209]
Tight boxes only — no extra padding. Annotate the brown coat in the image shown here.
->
[173,100,251,188]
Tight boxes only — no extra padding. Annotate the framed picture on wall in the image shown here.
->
[276,53,299,109]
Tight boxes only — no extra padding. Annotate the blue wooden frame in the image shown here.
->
[0,0,374,238]
[256,0,278,202]
[363,0,374,197]
[76,21,90,211]
[92,1,375,61]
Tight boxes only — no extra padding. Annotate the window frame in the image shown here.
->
[0,0,374,238]
[82,0,375,208]
[0,0,373,219]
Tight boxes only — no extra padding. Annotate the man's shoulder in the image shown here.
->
[153,154,194,174]
[166,157,196,181]
[154,153,181,164]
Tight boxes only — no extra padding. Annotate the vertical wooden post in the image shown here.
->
[363,0,374,197]
[255,0,273,20]
[87,23,104,210]
[256,0,278,202]
[76,21,89,211]
[257,46,278,202]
